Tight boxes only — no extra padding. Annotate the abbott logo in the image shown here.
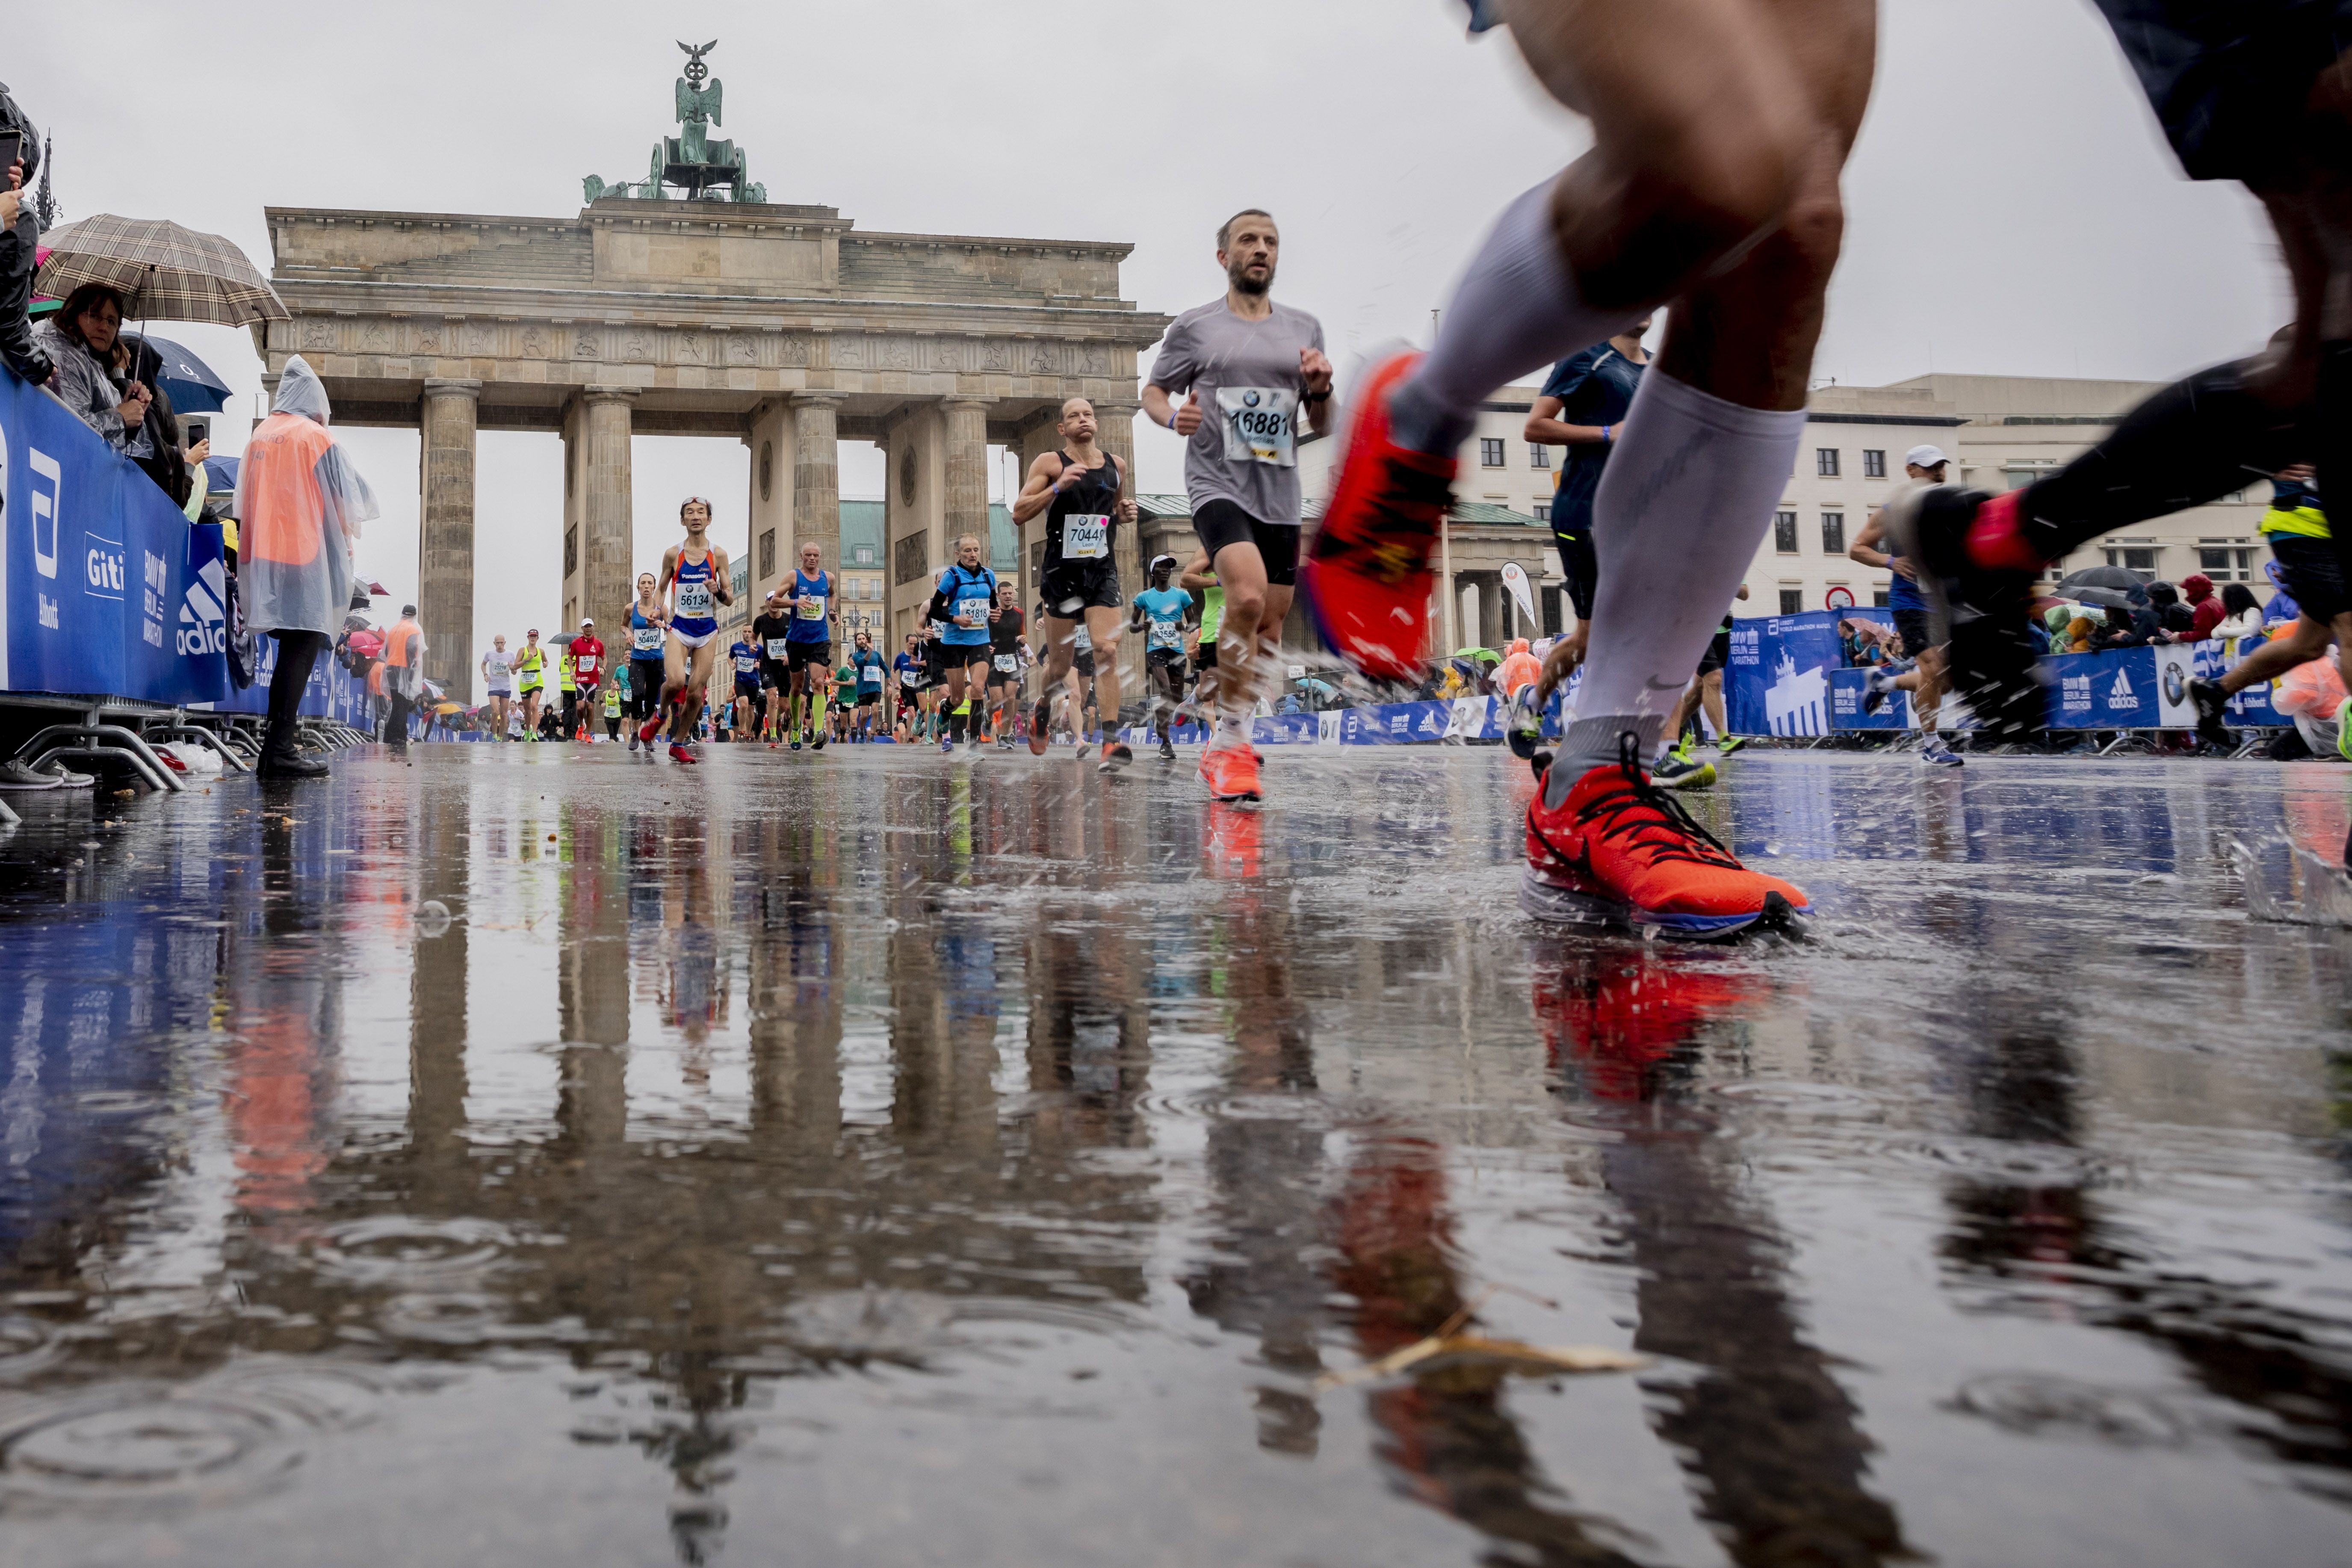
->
[177,558,228,656]
[29,447,59,579]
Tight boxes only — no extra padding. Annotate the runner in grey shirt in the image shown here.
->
[1142,208,1334,802]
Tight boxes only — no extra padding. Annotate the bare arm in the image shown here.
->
[1524,395,1612,448]
[1009,452,1065,525]
[1848,511,1909,576]
[1178,548,1216,592]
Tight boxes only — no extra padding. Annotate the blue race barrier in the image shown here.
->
[1764,637,2289,735]
[0,365,228,704]
[1727,609,1890,738]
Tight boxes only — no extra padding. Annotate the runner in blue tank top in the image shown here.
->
[623,571,669,754]
[784,541,837,748]
[637,497,734,765]
[924,532,1000,754]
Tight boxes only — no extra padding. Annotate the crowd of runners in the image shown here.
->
[454,0,2352,945]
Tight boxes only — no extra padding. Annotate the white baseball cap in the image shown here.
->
[1905,444,1951,469]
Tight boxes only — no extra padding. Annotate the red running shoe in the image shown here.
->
[637,713,664,745]
[668,743,699,765]
[1522,735,1807,939]
[1197,742,1262,803]
[1298,348,1455,682]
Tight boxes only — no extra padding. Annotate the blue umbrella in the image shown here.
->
[133,333,233,414]
[201,455,238,496]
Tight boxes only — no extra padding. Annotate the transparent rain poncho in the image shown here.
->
[233,357,380,636]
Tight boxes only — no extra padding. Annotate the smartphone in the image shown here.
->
[0,130,21,176]
[184,416,210,449]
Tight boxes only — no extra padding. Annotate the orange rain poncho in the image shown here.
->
[1497,638,1541,696]
[232,356,379,636]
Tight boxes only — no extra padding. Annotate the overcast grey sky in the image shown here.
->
[14,0,2287,653]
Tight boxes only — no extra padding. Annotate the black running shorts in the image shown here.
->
[1696,629,1733,677]
[1894,608,1939,660]
[1551,526,1599,621]
[1195,641,1219,671]
[1146,647,1186,672]
[2270,533,2350,622]
[734,677,759,699]
[759,659,789,691]
[1041,558,1123,614]
[2091,0,2352,182]
[785,640,831,673]
[1194,499,1299,587]
[1074,650,1097,679]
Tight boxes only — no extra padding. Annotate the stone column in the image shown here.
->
[941,396,992,557]
[581,388,637,632]
[790,393,843,581]
[747,401,793,600]
[419,378,480,701]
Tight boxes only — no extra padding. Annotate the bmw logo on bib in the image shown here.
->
[1243,390,1261,408]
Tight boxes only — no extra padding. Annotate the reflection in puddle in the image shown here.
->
[0,750,2345,1563]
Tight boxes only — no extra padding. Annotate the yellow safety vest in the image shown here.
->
[2260,503,2330,541]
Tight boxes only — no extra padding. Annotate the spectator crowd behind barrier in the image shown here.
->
[0,363,228,705]
[1729,608,2288,738]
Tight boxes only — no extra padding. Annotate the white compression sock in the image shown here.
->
[1391,180,1642,455]
[1546,370,1804,800]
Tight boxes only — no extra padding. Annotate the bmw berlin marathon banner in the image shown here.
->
[0,366,229,705]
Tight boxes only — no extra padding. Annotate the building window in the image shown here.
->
[854,543,877,566]
[2104,546,2159,576]
[1480,438,1507,468]
[1816,448,1840,478]
[564,526,577,580]
[2005,459,2059,490]
[1779,588,1805,615]
[1533,501,1550,523]
[1773,511,1799,553]
[1872,590,1889,607]
[1529,443,1550,470]
[1862,449,1886,478]
[758,529,776,579]
[1820,512,1845,554]
[2198,545,2255,582]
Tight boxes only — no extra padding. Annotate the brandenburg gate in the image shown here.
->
[255,43,1171,700]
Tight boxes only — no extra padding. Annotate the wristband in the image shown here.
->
[1602,425,1611,444]
[1164,408,1181,430]
[1302,388,1331,405]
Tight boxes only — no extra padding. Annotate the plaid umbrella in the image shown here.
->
[34,215,288,326]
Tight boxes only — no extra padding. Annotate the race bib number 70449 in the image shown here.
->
[1216,386,1298,467]
[1062,514,1109,561]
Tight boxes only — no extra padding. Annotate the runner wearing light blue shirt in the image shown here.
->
[1129,554,1194,758]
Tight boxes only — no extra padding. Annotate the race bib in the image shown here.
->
[765,638,790,659]
[1062,514,1110,560]
[1216,386,1297,467]
[736,653,758,674]
[899,668,917,687]
[677,581,713,617]
[1149,621,1180,650]
[861,664,883,687]
[633,624,663,653]
[993,653,1018,673]
[956,592,991,629]
[574,654,596,675]
[798,595,825,620]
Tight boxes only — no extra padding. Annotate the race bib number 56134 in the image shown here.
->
[1216,386,1298,467]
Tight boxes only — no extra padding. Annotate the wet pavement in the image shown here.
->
[0,740,2347,1566]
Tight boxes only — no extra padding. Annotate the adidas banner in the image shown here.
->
[0,366,229,706]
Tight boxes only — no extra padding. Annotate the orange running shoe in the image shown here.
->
[1298,348,1455,683]
[1522,736,1807,939]
[1197,742,1262,803]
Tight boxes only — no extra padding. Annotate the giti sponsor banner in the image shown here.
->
[0,365,227,703]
